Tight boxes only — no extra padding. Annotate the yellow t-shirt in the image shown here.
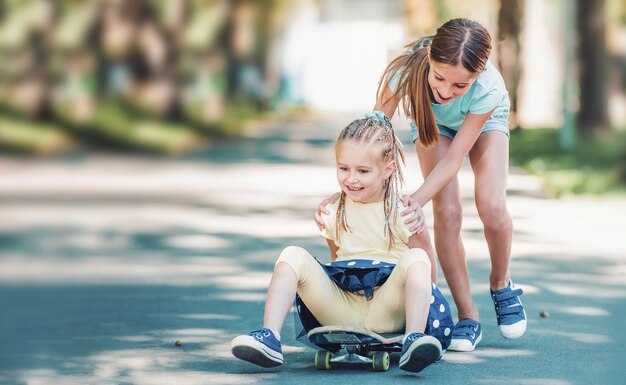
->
[320,196,412,263]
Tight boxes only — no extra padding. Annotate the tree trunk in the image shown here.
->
[497,0,524,128]
[577,0,610,135]
[402,0,438,37]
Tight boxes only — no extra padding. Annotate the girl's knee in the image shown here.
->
[278,245,311,263]
[476,199,510,228]
[434,205,462,232]
[276,246,315,278]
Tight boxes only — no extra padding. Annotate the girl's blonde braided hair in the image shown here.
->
[335,116,406,250]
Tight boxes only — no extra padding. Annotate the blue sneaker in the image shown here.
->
[231,328,283,367]
[448,318,482,352]
[399,333,442,373]
[491,281,527,339]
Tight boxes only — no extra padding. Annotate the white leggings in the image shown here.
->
[276,246,431,333]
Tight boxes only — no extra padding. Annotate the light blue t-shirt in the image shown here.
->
[389,60,510,133]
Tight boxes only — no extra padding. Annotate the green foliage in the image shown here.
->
[184,101,266,135]
[509,128,626,197]
[54,101,203,155]
[0,117,73,155]
[0,95,269,155]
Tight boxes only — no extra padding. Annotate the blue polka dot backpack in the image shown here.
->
[294,259,454,350]
[425,282,454,350]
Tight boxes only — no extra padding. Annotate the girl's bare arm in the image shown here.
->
[410,110,493,207]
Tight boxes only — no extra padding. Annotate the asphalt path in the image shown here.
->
[1,115,625,384]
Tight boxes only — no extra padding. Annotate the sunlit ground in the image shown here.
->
[1,117,625,385]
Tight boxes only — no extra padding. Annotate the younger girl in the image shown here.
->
[231,117,452,373]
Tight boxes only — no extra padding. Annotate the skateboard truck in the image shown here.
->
[308,326,400,371]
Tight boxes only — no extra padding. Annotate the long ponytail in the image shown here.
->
[376,19,493,148]
[377,38,439,147]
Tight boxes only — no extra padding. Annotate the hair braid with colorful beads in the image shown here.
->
[335,115,406,250]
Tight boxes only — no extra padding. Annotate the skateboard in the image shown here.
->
[307,326,403,371]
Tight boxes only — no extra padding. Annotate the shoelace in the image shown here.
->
[492,287,524,323]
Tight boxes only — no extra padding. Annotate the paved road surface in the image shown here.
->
[1,115,625,384]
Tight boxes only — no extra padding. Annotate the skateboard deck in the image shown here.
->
[307,326,402,371]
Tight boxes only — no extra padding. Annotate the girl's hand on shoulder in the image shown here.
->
[401,195,426,234]
[314,192,341,230]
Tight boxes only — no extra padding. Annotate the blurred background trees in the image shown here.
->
[497,0,523,127]
[0,0,295,154]
[577,0,611,135]
[0,0,624,182]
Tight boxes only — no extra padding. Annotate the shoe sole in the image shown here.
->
[231,336,283,368]
[399,338,442,373]
[500,318,527,339]
[448,331,482,352]
[231,345,283,367]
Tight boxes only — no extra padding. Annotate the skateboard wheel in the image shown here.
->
[314,350,331,370]
[372,351,390,371]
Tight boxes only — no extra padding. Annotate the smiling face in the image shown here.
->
[335,140,394,204]
[427,59,477,104]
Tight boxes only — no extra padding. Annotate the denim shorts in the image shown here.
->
[410,108,510,143]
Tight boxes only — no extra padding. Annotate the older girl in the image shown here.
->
[316,18,527,352]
